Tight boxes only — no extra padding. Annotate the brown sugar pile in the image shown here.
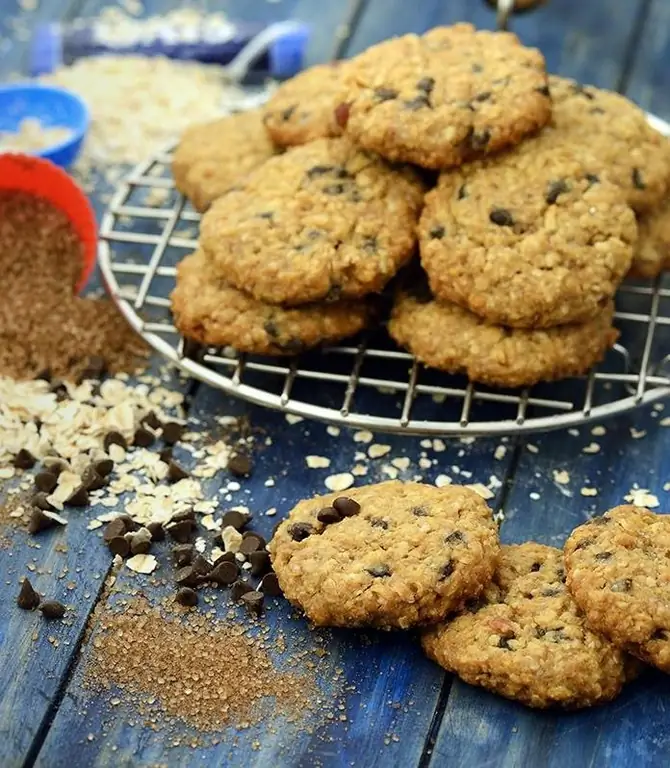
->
[83,598,319,732]
[0,191,147,381]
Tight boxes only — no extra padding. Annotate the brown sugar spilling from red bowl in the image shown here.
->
[0,190,147,381]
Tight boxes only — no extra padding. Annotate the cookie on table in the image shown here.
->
[172,110,276,212]
[422,543,629,709]
[419,152,637,328]
[268,481,500,629]
[565,505,670,672]
[263,62,352,147]
[629,199,670,278]
[340,23,551,169]
[388,279,618,389]
[547,76,670,213]
[171,250,371,355]
[199,138,424,306]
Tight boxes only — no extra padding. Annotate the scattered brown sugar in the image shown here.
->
[0,191,148,381]
[83,598,319,733]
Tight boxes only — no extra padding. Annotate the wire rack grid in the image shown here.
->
[98,120,670,437]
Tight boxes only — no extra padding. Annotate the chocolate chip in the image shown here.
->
[238,535,263,556]
[34,471,58,494]
[440,560,455,579]
[159,448,173,464]
[374,87,398,101]
[587,515,610,526]
[212,551,236,566]
[545,179,569,205]
[457,184,468,200]
[585,173,600,186]
[230,579,254,601]
[50,379,68,400]
[445,530,466,545]
[307,165,336,178]
[498,636,515,650]
[369,517,388,529]
[133,427,155,448]
[541,587,562,597]
[281,104,296,121]
[209,560,239,586]
[556,566,566,583]
[94,458,114,478]
[535,84,551,97]
[117,514,139,532]
[175,565,200,588]
[35,367,52,382]
[241,590,264,616]
[167,461,189,484]
[416,76,435,93]
[574,537,595,551]
[81,466,106,491]
[28,508,62,534]
[249,551,271,577]
[64,486,89,508]
[129,529,152,555]
[147,521,165,541]
[17,578,41,610]
[171,508,196,523]
[191,554,212,577]
[367,564,391,578]
[594,551,613,562]
[404,95,431,110]
[332,497,360,517]
[219,509,251,531]
[651,628,668,641]
[529,562,542,572]
[79,355,106,382]
[256,211,274,220]
[259,572,282,596]
[175,587,198,607]
[166,519,194,543]
[317,506,342,525]
[470,128,491,150]
[611,578,632,593]
[228,453,252,478]
[162,422,184,446]
[288,522,313,542]
[473,91,491,102]
[172,544,194,567]
[14,448,36,470]
[108,536,130,557]
[428,225,445,240]
[334,102,350,128]
[42,457,67,476]
[412,506,430,517]
[489,208,514,227]
[103,431,127,452]
[33,492,56,512]
[104,518,128,542]
[142,411,162,430]
[40,600,66,619]
[632,167,646,190]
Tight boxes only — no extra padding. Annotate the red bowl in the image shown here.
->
[0,153,97,293]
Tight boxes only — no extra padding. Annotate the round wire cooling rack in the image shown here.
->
[98,126,670,438]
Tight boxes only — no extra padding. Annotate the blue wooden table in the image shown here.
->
[1,1,669,767]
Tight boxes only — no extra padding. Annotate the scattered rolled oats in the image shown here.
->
[126,554,158,574]
[466,483,495,500]
[582,443,601,454]
[435,474,452,488]
[324,472,354,492]
[306,456,331,469]
[553,470,570,485]
[624,488,660,508]
[353,430,373,444]
[580,487,598,497]
[368,444,391,459]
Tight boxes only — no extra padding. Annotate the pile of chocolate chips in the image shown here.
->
[16,577,67,619]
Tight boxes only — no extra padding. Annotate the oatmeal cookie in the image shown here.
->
[419,152,637,328]
[388,279,618,388]
[629,199,670,278]
[200,138,424,306]
[171,250,371,355]
[340,23,551,169]
[263,62,351,147]
[268,481,500,629]
[172,110,276,212]
[422,543,629,709]
[565,505,670,672]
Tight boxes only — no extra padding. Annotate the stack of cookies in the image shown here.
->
[171,23,670,387]
[269,480,670,709]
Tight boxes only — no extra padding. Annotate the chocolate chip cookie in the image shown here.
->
[200,138,424,306]
[172,110,276,212]
[340,23,551,169]
[565,505,670,672]
[546,76,670,213]
[630,199,670,278]
[388,279,618,388]
[263,62,351,147]
[268,481,500,629]
[171,250,371,355]
[422,543,629,709]
[419,152,637,328]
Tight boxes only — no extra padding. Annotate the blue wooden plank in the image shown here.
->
[625,0,670,119]
[36,387,518,767]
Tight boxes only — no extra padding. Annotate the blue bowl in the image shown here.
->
[0,83,89,168]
